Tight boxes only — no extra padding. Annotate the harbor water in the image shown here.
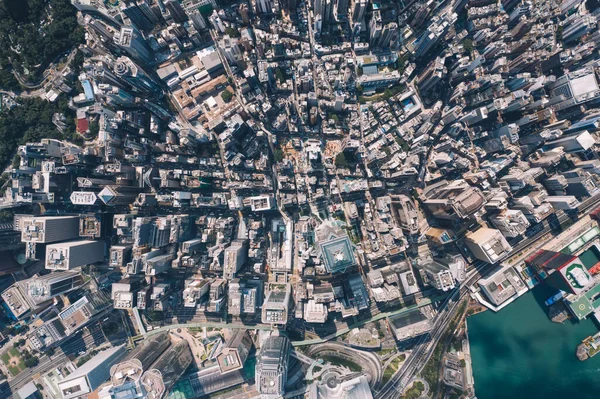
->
[469,283,600,399]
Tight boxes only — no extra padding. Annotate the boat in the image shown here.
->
[545,290,566,306]
[576,332,600,361]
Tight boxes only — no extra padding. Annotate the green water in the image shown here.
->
[469,283,600,399]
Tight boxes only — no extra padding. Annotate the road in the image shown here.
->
[375,193,600,398]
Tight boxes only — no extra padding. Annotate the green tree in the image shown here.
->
[273,148,284,162]
[462,38,474,53]
[225,27,240,37]
[275,68,285,83]
[221,89,234,103]
[24,356,38,368]
[555,25,563,42]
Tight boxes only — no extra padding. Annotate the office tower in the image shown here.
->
[113,56,161,95]
[45,240,105,270]
[216,329,253,374]
[115,27,155,65]
[148,217,171,248]
[545,195,581,210]
[164,0,188,22]
[1,271,85,319]
[122,2,158,31]
[280,0,296,11]
[256,335,291,399]
[59,290,112,336]
[97,185,140,206]
[336,0,348,16]
[261,287,291,325]
[420,254,466,292]
[465,228,512,264]
[25,272,85,305]
[110,245,133,267]
[141,340,194,399]
[58,345,127,399]
[255,0,274,14]
[189,9,208,30]
[369,9,382,45]
[111,332,172,386]
[352,0,367,22]
[489,209,531,238]
[20,216,80,244]
[422,179,486,222]
[223,239,249,280]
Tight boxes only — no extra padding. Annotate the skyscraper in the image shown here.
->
[45,240,105,270]
[256,335,291,399]
[164,0,189,23]
[58,345,127,399]
[122,2,157,31]
[141,340,194,399]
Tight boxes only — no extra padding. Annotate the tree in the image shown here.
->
[24,356,38,368]
[460,359,466,368]
[335,153,349,168]
[225,27,240,38]
[555,25,563,42]
[221,89,233,103]
[0,210,13,222]
[462,38,474,53]
[330,113,339,124]
[275,68,285,83]
[273,148,284,163]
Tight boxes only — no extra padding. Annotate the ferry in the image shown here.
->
[577,332,600,361]
[545,290,566,306]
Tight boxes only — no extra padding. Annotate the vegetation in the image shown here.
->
[555,25,563,42]
[0,0,85,85]
[275,67,286,83]
[402,381,425,399]
[382,353,407,384]
[421,299,469,396]
[462,38,474,53]
[0,95,81,169]
[273,148,284,163]
[359,84,406,104]
[225,27,240,38]
[221,89,234,103]
[0,210,14,222]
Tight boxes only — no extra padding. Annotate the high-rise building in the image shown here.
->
[113,56,161,95]
[223,239,249,280]
[255,0,274,14]
[58,345,127,399]
[216,329,253,374]
[115,27,155,65]
[352,0,367,22]
[465,228,512,264]
[141,340,194,399]
[489,209,531,238]
[20,216,80,244]
[336,0,348,16]
[164,0,189,22]
[256,335,291,399]
[122,2,158,31]
[111,332,172,386]
[261,287,291,325]
[45,240,105,270]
